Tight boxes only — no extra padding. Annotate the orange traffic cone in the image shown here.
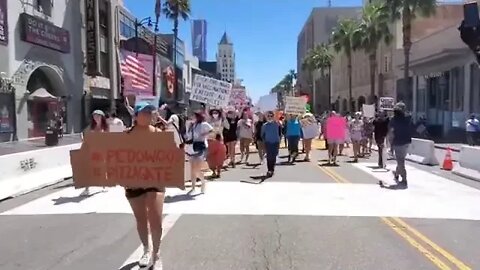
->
[442,147,453,171]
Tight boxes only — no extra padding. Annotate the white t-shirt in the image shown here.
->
[108,118,125,132]
[191,122,213,144]
[166,114,182,146]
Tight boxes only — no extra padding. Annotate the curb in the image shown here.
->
[434,145,460,152]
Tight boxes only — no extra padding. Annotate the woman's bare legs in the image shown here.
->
[128,195,150,265]
[228,141,236,166]
[146,192,165,261]
[304,139,312,160]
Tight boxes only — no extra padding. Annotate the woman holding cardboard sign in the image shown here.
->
[80,110,109,197]
[125,103,166,269]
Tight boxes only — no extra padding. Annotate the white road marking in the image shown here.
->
[3,178,480,220]
[118,214,181,270]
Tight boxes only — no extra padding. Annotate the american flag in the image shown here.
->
[120,53,151,90]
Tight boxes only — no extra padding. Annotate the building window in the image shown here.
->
[35,0,52,17]
[100,52,110,77]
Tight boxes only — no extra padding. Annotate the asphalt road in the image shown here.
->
[0,145,479,270]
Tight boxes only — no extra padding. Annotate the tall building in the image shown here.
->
[216,32,236,82]
[296,7,360,113]
[191,20,207,61]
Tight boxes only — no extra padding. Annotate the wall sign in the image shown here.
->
[85,0,101,75]
[19,13,70,53]
[0,0,8,46]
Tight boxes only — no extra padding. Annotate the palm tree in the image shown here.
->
[331,18,360,112]
[163,0,191,98]
[285,69,297,95]
[302,43,334,111]
[383,0,436,98]
[355,2,392,104]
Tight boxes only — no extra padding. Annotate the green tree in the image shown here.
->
[302,43,334,111]
[332,18,360,112]
[355,2,392,103]
[383,0,436,97]
[163,0,191,95]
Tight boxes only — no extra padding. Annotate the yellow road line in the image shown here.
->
[317,163,471,270]
[381,217,451,270]
[391,217,472,270]
[317,165,346,183]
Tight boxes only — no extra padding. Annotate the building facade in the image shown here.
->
[0,0,84,141]
[191,19,207,61]
[216,32,235,82]
[330,3,463,114]
[404,24,479,140]
[296,7,360,113]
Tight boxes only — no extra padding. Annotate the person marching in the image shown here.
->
[187,111,213,193]
[373,111,390,169]
[223,110,239,167]
[124,103,165,269]
[388,102,412,189]
[285,114,302,163]
[237,110,254,164]
[80,110,109,197]
[349,112,364,163]
[254,112,267,164]
[261,111,281,177]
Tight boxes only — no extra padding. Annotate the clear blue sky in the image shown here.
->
[122,0,364,102]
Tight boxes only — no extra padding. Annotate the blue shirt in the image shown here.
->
[261,121,281,143]
[286,119,301,137]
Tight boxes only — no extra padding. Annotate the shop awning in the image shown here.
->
[28,88,57,100]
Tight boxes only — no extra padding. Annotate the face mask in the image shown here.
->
[212,113,219,119]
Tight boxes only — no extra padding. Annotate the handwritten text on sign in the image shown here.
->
[190,75,232,107]
[379,97,395,111]
[284,96,306,115]
[71,132,185,189]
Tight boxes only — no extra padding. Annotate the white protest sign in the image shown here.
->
[379,97,395,111]
[300,114,319,139]
[190,75,232,107]
[362,104,375,118]
[284,96,306,115]
[257,93,278,112]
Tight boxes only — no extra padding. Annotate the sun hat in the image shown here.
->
[92,110,105,117]
[134,102,157,114]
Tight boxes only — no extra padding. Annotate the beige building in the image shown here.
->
[296,7,360,113]
[330,3,464,113]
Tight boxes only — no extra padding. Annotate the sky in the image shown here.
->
[123,0,457,103]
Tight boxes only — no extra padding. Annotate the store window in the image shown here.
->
[452,67,464,112]
[35,0,52,17]
[416,76,427,116]
[471,64,480,114]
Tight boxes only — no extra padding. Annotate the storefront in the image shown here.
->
[403,26,474,139]
[0,77,16,142]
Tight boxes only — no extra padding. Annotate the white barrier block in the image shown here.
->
[0,143,81,200]
[453,146,480,181]
[406,138,439,166]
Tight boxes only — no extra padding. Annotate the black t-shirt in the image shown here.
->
[254,120,266,141]
[373,118,389,139]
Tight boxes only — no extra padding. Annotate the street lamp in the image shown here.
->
[134,17,159,97]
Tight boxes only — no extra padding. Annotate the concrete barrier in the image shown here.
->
[0,143,81,200]
[453,146,480,181]
[406,138,439,166]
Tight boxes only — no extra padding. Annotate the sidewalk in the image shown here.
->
[0,134,82,156]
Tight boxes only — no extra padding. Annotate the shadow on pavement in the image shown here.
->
[118,262,137,270]
[318,162,339,167]
[164,193,201,204]
[51,191,103,205]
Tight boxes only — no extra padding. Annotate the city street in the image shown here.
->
[0,146,479,270]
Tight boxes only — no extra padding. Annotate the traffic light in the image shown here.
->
[459,2,480,64]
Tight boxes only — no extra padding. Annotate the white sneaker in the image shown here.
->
[138,251,151,268]
[80,188,90,197]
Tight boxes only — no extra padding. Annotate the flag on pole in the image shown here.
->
[155,0,162,21]
[120,53,151,90]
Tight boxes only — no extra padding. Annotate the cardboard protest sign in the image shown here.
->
[325,115,346,141]
[71,131,185,190]
[379,97,395,111]
[228,86,247,110]
[284,96,306,115]
[190,74,232,107]
[362,104,375,118]
[300,114,319,139]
